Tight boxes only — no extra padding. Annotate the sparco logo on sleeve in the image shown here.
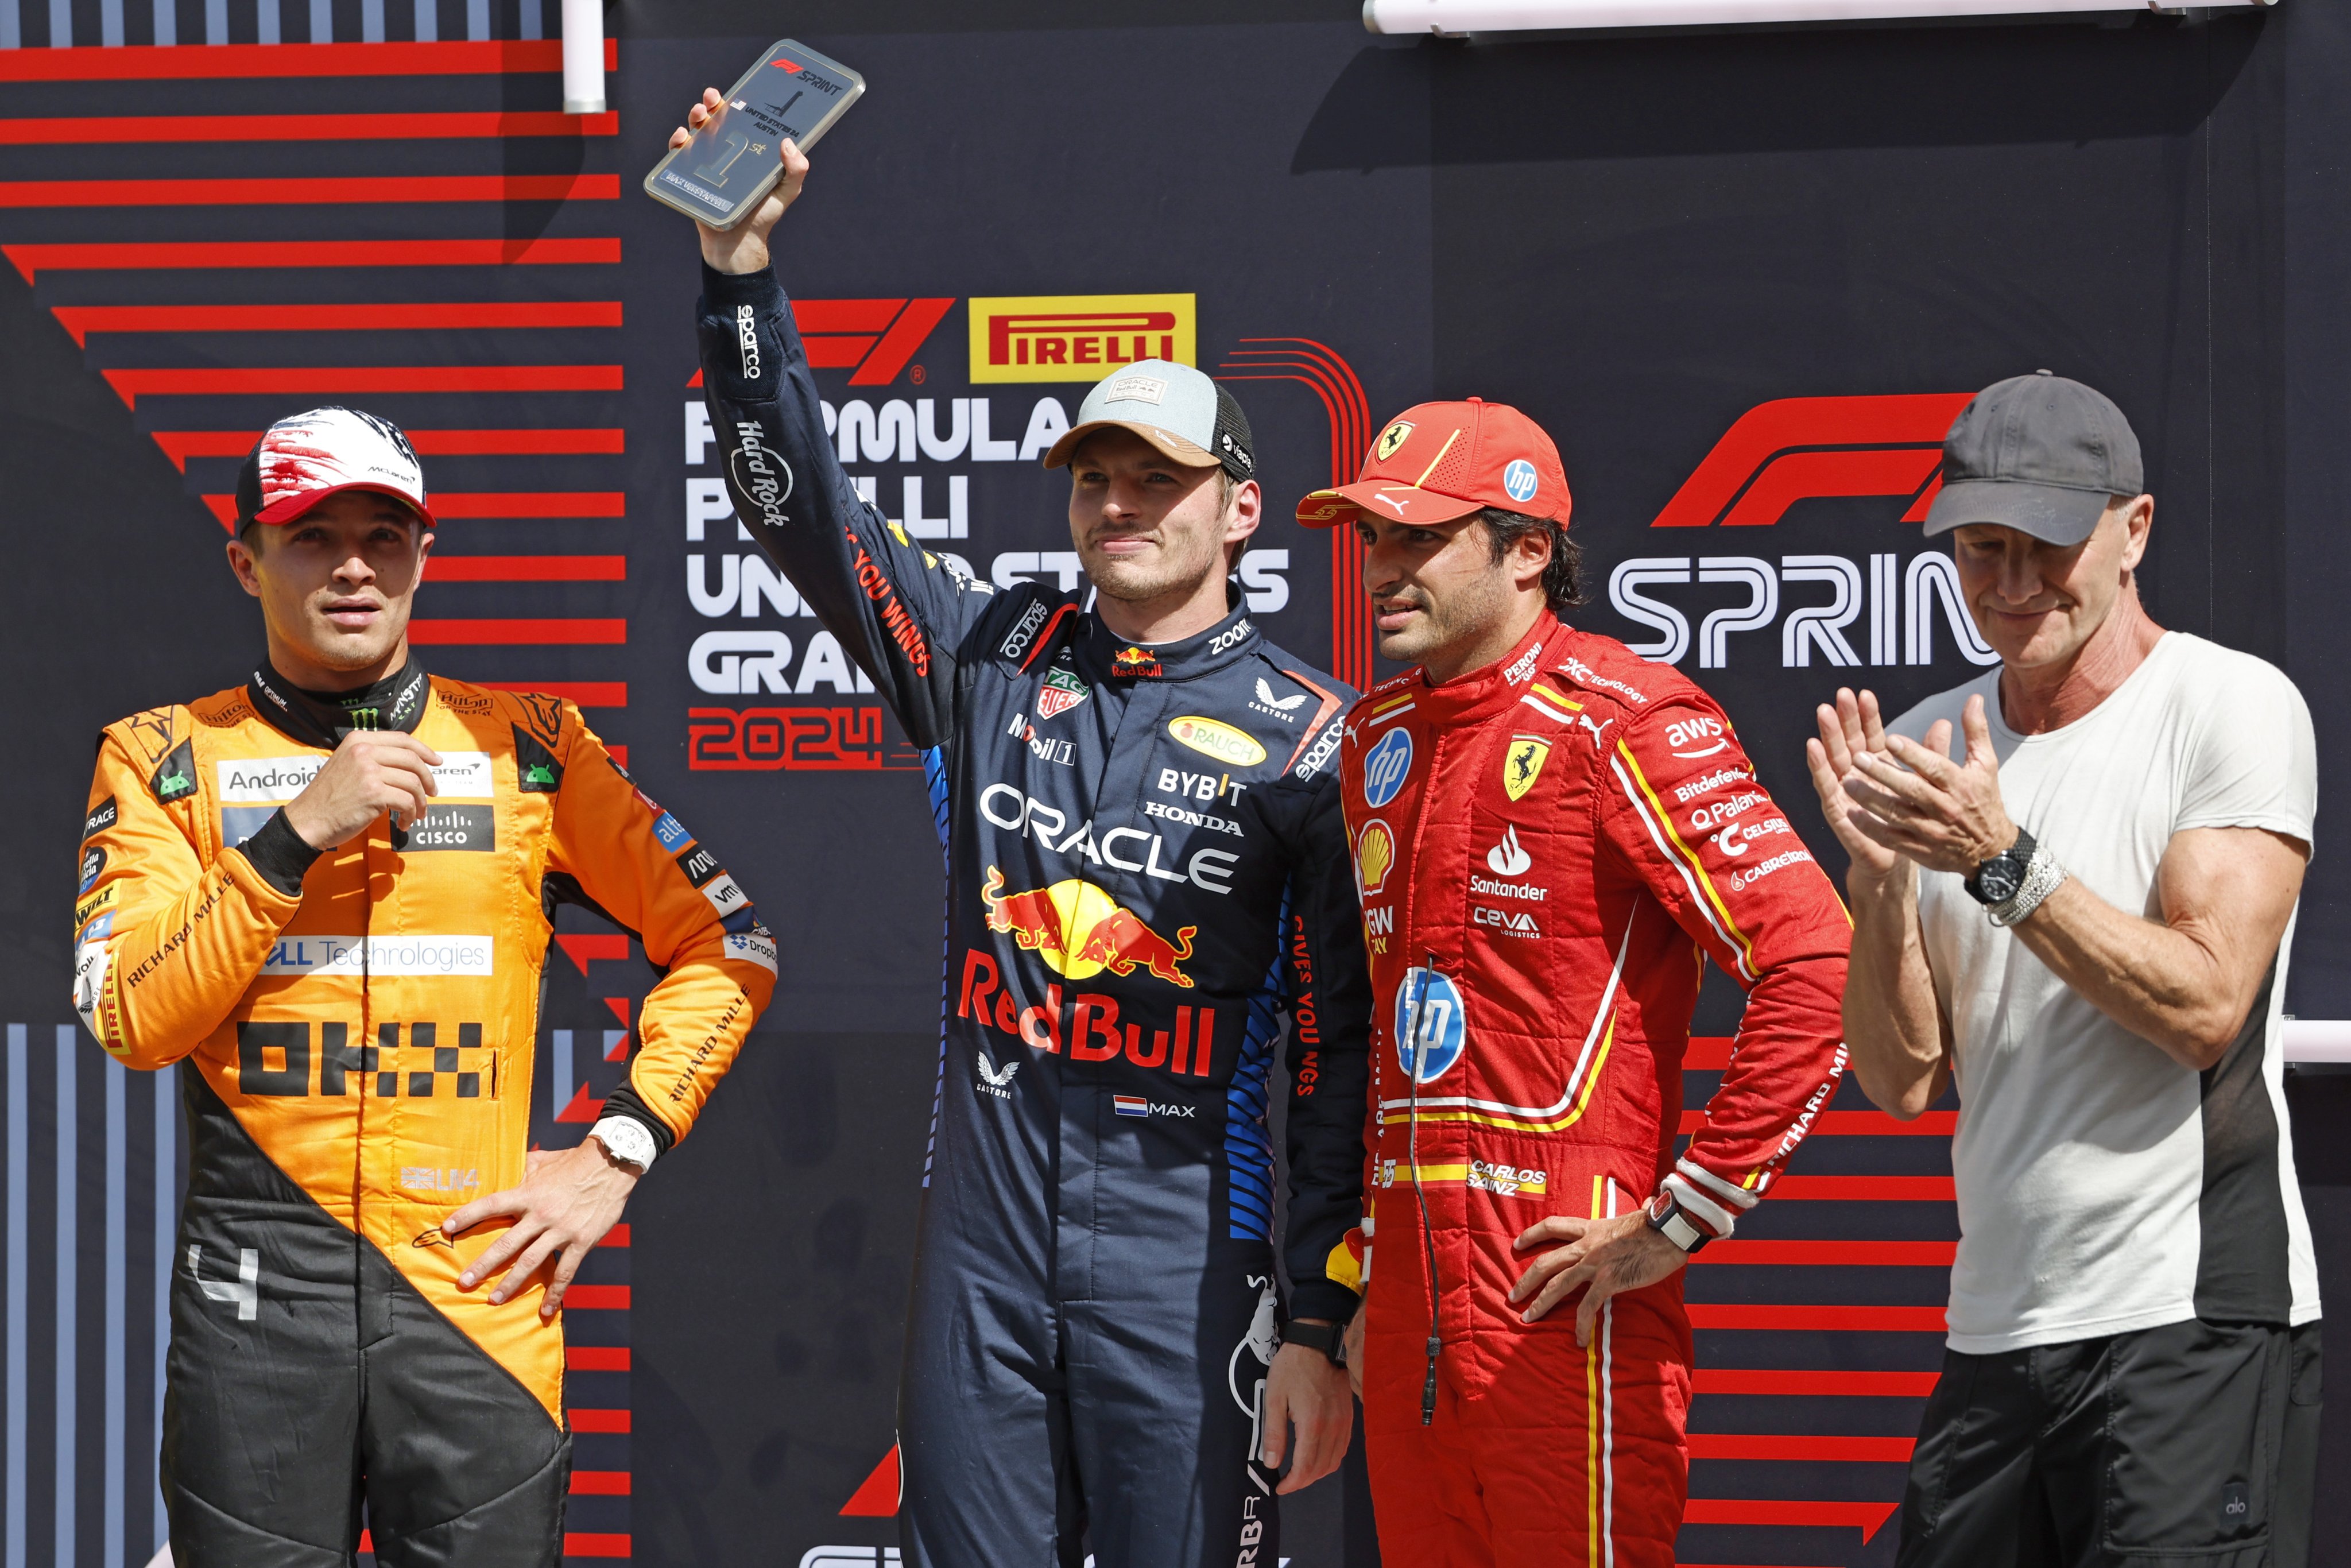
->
[736,303,761,380]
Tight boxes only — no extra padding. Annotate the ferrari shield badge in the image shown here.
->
[1502,735,1549,802]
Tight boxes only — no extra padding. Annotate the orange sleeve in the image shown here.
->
[72,726,302,1069]
[544,708,776,1151]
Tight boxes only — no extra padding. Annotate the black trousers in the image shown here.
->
[1896,1317,2323,1568]
[162,1073,570,1567]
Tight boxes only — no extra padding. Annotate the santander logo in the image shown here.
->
[1486,824,1532,877]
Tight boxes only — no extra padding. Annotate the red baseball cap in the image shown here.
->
[1295,398,1571,529]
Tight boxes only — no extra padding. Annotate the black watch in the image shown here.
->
[1281,1318,1347,1369]
[1964,826,2036,907]
[1644,1190,1711,1254]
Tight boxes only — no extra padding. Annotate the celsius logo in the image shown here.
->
[735,304,760,381]
[1486,824,1531,877]
[1362,726,1413,809]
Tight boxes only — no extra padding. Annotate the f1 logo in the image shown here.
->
[1651,393,1973,529]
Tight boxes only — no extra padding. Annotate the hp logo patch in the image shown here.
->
[1362,726,1414,809]
[1395,967,1466,1082]
[1502,459,1539,504]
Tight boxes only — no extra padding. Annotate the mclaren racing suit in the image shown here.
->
[696,262,1372,1568]
[71,659,776,1567]
[1339,613,1849,1567]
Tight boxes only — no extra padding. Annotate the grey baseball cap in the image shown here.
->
[1923,371,2145,547]
[1041,359,1256,481]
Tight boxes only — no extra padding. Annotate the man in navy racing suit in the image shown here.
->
[673,103,1372,1568]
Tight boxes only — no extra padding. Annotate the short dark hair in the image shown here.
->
[1479,507,1582,617]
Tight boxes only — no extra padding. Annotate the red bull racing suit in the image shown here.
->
[1339,614,1849,1567]
[696,263,1373,1568]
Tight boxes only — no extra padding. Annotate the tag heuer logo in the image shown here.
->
[1036,667,1089,720]
[1375,420,1415,462]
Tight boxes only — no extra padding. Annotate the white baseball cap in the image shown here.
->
[234,406,435,530]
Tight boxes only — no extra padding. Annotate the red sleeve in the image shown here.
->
[1596,697,1850,1237]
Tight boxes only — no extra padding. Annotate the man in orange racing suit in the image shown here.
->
[71,406,776,1567]
[1296,400,1850,1567]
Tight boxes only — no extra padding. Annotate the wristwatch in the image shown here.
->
[1644,1190,1711,1255]
[1964,826,2038,907]
[588,1115,657,1173]
[1281,1318,1347,1369]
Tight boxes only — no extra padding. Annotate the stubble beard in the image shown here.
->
[1084,536,1223,609]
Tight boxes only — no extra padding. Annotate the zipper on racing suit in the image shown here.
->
[1407,952,1442,1425]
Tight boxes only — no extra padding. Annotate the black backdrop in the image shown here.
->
[2,1,2346,1564]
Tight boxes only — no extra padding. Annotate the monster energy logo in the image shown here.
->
[344,706,382,729]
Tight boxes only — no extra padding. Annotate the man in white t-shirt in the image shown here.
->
[1804,372,2322,1568]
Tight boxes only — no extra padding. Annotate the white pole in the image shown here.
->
[560,0,604,116]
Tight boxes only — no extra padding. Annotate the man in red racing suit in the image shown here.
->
[1297,399,1851,1566]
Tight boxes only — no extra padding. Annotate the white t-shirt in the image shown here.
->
[1889,632,2320,1353]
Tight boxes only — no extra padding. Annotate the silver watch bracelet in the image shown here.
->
[1988,847,2066,928]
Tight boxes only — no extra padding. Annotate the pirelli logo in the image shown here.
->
[967,293,1196,382]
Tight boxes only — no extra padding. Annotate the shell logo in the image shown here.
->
[1356,818,1396,896]
[1167,715,1266,768]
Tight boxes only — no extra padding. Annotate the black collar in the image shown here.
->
[1078,597,1260,683]
[247,655,431,750]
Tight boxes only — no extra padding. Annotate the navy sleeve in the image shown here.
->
[696,262,997,749]
[1278,766,1374,1325]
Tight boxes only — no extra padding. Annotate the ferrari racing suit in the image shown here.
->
[1339,614,1850,1567]
[696,261,1372,1568]
[72,659,777,1567]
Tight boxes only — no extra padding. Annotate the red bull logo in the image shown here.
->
[958,950,1218,1076]
[981,867,1195,988]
